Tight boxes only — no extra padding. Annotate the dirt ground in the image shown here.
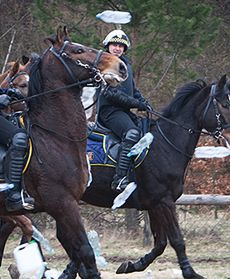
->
[1,227,229,279]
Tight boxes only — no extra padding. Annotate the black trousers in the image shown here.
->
[0,115,25,145]
[98,106,140,140]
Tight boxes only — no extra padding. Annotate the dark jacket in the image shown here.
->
[97,55,146,111]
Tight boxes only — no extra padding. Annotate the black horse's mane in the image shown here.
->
[162,79,207,118]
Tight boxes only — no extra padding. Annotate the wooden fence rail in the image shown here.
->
[176,194,230,205]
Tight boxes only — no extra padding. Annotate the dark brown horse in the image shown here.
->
[0,25,127,279]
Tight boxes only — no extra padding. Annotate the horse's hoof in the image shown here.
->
[116,261,135,274]
[183,267,206,279]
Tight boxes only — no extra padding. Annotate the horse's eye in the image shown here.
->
[76,48,84,54]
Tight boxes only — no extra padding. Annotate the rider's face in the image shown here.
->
[108,43,125,57]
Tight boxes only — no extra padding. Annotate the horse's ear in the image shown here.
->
[56,25,65,44]
[218,74,227,89]
[44,26,70,46]
[63,26,68,37]
[10,60,20,77]
[22,55,29,65]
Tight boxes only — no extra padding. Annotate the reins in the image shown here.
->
[11,41,108,144]
[147,84,225,138]
[10,44,106,112]
[10,78,99,105]
[146,84,229,158]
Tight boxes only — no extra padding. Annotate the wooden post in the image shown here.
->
[176,194,230,205]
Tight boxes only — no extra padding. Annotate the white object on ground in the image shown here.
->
[44,269,62,279]
[87,230,107,268]
[112,182,137,210]
[128,132,154,157]
[96,11,132,24]
[32,226,54,254]
[195,146,230,158]
[14,241,46,279]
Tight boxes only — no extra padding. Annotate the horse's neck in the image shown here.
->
[153,105,202,160]
[29,88,87,138]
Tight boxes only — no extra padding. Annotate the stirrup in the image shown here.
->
[20,190,35,210]
[116,176,128,191]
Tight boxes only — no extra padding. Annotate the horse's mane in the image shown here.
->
[27,55,44,108]
[162,79,207,118]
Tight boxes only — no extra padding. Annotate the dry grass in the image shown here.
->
[1,208,230,279]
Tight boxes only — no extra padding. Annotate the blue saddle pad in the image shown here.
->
[87,131,150,168]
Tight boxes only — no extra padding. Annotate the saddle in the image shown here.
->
[87,117,151,167]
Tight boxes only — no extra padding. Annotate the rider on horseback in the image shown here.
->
[97,30,151,192]
[0,88,34,212]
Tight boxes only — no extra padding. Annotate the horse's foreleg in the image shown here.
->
[52,201,101,279]
[166,202,206,279]
[116,206,168,274]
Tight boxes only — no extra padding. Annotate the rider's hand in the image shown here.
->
[0,94,12,109]
[137,101,149,111]
[7,88,24,100]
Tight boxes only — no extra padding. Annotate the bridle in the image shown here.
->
[10,41,107,106]
[202,84,224,140]
[49,40,105,86]
[155,84,230,158]
[3,71,29,88]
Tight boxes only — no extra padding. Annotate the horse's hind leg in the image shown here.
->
[0,218,16,266]
[116,206,168,274]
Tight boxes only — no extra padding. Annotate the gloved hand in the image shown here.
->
[138,100,153,112]
[137,101,149,111]
[6,88,24,100]
[0,94,11,109]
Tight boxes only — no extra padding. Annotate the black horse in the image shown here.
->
[79,76,230,279]
[1,77,230,279]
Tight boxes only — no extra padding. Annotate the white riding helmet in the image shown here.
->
[103,30,131,51]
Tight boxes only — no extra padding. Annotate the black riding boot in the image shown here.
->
[4,132,34,212]
[111,129,141,192]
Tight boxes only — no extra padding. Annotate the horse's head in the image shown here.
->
[44,26,127,87]
[202,75,230,141]
[0,60,29,97]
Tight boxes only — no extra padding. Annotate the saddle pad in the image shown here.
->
[87,132,150,167]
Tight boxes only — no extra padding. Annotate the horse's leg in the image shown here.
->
[10,215,33,241]
[0,218,16,266]
[116,195,205,279]
[165,202,205,279]
[116,205,168,274]
[51,202,101,279]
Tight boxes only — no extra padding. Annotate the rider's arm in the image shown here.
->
[103,87,147,110]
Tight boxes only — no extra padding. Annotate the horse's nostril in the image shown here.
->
[119,63,127,78]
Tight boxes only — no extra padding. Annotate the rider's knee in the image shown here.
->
[11,130,28,149]
[124,128,141,144]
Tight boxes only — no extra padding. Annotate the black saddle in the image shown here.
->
[87,118,150,167]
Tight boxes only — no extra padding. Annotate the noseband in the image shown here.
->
[6,71,28,88]
[49,41,104,86]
